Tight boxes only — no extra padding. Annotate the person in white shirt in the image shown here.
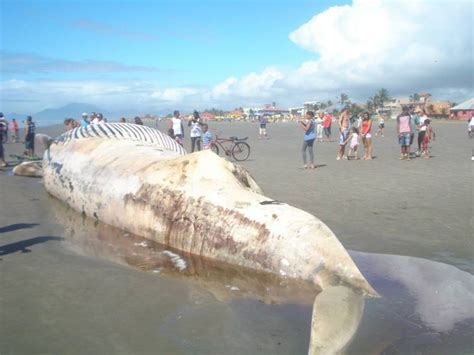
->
[417,109,429,155]
[170,110,184,145]
[188,110,203,152]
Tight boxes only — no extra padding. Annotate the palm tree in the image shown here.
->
[377,88,390,108]
[410,93,420,103]
[427,104,435,114]
[340,93,349,106]
[366,100,374,113]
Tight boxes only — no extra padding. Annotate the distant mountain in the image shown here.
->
[34,103,104,122]
[6,103,177,126]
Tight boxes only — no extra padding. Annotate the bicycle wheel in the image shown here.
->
[232,142,250,161]
[211,143,219,155]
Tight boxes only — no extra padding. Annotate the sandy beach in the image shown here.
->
[1,120,473,354]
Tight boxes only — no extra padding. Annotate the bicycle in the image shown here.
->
[210,135,251,161]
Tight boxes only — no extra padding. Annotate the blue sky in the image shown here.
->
[1,0,343,83]
[1,0,472,114]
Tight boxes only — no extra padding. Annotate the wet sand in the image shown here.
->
[1,120,473,354]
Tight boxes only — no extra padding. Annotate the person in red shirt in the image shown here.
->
[11,118,19,142]
[323,112,332,141]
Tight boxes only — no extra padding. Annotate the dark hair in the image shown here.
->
[402,106,409,112]
[306,111,315,117]
[424,119,430,125]
[352,127,359,134]
[27,116,32,122]
[167,128,175,138]
[193,110,200,119]
[173,110,180,117]
[363,112,370,120]
[134,116,143,125]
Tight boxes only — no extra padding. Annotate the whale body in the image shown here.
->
[42,123,377,296]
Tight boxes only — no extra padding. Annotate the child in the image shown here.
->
[344,127,360,160]
[201,124,212,150]
[376,113,385,137]
[421,119,432,158]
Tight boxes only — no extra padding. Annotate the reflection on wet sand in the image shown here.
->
[349,252,474,354]
[50,196,474,354]
[50,197,367,354]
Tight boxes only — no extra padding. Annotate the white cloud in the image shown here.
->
[1,0,472,113]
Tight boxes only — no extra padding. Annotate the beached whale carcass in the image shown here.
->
[42,123,377,296]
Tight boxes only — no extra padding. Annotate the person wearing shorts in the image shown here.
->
[337,108,350,160]
[397,106,412,160]
[361,112,373,160]
[24,116,36,157]
[323,112,332,141]
[259,115,268,139]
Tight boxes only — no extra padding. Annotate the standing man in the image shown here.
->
[0,116,7,166]
[408,106,420,157]
[188,110,203,152]
[0,113,8,143]
[24,116,36,157]
[397,106,412,160]
[258,115,268,139]
[170,110,184,145]
[337,107,350,160]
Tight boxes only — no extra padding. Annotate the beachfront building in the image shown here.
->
[427,101,452,118]
[201,112,216,121]
[227,110,243,120]
[450,98,474,121]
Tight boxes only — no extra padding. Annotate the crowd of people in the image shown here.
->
[298,104,437,168]
[1,104,469,170]
[166,110,212,151]
[0,113,36,166]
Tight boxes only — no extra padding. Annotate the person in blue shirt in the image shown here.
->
[80,113,89,127]
[300,111,316,169]
[201,124,212,150]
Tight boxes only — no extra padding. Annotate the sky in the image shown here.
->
[0,0,473,114]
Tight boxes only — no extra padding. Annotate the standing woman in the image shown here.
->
[300,111,316,169]
[188,110,203,152]
[361,112,373,160]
